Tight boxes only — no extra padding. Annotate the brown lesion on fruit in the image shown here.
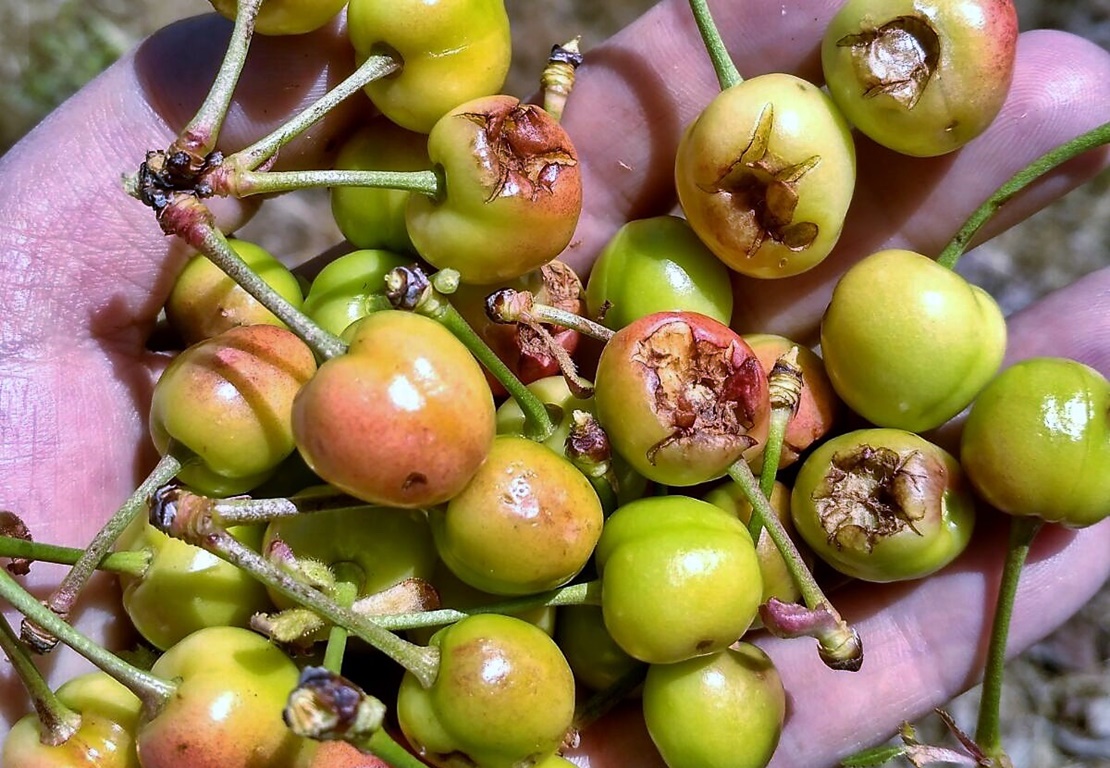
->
[701,103,821,258]
[461,102,579,203]
[633,320,763,464]
[837,15,941,109]
[810,445,945,552]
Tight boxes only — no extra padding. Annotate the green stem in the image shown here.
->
[974,516,1043,761]
[171,0,264,158]
[226,53,401,172]
[0,568,176,720]
[936,120,1110,270]
[0,612,80,745]
[726,458,861,669]
[688,0,742,90]
[0,537,149,578]
[754,346,803,541]
[22,452,185,653]
[158,503,440,688]
[369,580,600,632]
[226,168,442,199]
[209,486,371,526]
[188,210,347,361]
[322,575,360,675]
[359,730,429,768]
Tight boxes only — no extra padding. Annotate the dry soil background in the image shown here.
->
[1,1,1108,767]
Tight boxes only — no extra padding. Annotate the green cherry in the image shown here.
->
[960,357,1110,528]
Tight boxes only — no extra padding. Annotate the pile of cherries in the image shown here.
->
[2,1,1108,768]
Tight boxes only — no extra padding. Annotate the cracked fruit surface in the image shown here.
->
[821,0,1018,157]
[820,248,1006,433]
[396,613,575,768]
[960,357,1110,528]
[675,73,855,279]
[407,94,582,285]
[594,311,770,487]
[595,495,762,664]
[291,310,496,509]
[791,428,976,583]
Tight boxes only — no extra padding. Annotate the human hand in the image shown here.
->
[0,2,1107,766]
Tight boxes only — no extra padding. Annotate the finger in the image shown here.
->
[0,14,361,358]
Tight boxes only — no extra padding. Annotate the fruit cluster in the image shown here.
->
[1,1,1107,768]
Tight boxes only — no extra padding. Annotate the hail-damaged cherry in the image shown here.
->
[821,0,1018,157]
[407,94,582,285]
[593,311,770,487]
[675,74,856,279]
[792,428,976,583]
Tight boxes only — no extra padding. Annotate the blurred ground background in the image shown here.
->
[0,1,1107,766]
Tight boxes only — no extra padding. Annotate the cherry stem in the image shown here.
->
[936,119,1110,270]
[0,612,80,745]
[726,457,862,671]
[153,495,441,689]
[204,486,370,527]
[0,536,149,578]
[322,572,360,675]
[220,168,442,200]
[170,0,263,159]
[162,197,347,362]
[367,580,601,632]
[974,516,1043,762]
[487,287,614,343]
[688,0,742,90]
[284,667,427,768]
[753,346,804,539]
[225,53,401,173]
[21,451,185,654]
[385,265,557,442]
[541,38,583,122]
[0,567,176,719]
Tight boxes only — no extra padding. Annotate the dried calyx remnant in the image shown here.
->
[463,102,578,203]
[837,15,941,108]
[810,445,945,551]
[634,320,763,463]
[136,149,223,214]
[702,103,820,257]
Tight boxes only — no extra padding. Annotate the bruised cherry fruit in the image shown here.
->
[429,434,603,596]
[395,613,575,768]
[675,73,856,279]
[593,311,770,487]
[165,238,304,346]
[292,310,496,508]
[792,428,976,582]
[149,324,318,496]
[406,94,583,285]
[821,0,1018,156]
[3,672,142,768]
[960,357,1110,528]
